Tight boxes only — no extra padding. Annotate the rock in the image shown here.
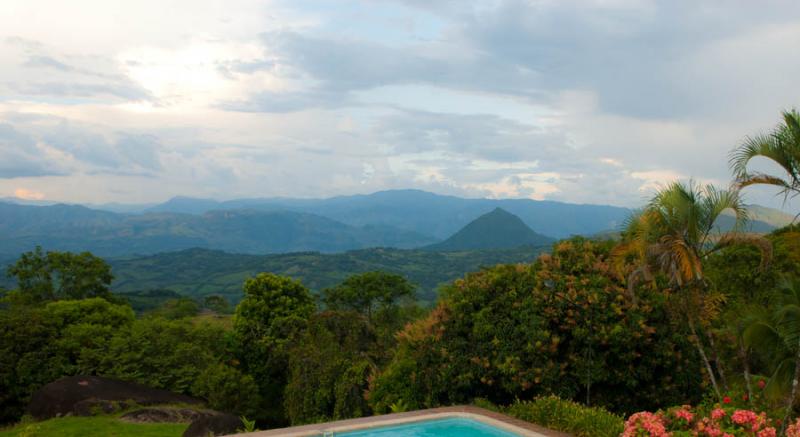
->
[183,413,243,437]
[73,399,132,416]
[120,407,213,423]
[27,375,202,420]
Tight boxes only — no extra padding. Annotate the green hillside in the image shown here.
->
[105,245,549,304]
[425,207,553,251]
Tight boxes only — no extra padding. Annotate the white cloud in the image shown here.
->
[0,0,798,216]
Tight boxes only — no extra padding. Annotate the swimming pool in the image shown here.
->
[331,417,521,436]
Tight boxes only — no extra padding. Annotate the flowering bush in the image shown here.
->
[623,405,777,437]
[786,418,800,437]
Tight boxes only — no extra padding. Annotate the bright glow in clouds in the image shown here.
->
[14,188,45,200]
[0,0,798,213]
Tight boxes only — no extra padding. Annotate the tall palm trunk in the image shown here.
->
[688,318,721,400]
[706,331,728,392]
[781,337,800,435]
[738,341,754,406]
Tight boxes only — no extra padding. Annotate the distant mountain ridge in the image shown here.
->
[426,208,554,251]
[0,202,436,257]
[0,190,792,258]
[140,189,631,239]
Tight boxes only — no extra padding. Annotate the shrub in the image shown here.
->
[506,396,624,437]
[622,404,777,437]
[192,363,261,418]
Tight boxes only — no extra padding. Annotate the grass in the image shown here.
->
[0,416,188,437]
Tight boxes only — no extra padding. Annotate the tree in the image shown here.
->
[203,295,231,314]
[743,277,800,434]
[192,363,262,418]
[232,273,315,425]
[321,271,415,320]
[6,247,113,303]
[284,311,375,425]
[149,297,200,319]
[101,317,226,394]
[612,181,771,399]
[368,238,701,415]
[0,298,134,423]
[730,109,800,203]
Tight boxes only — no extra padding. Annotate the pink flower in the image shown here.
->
[731,409,758,426]
[623,411,670,437]
[758,427,777,437]
[758,379,766,389]
[710,408,726,420]
[673,407,694,423]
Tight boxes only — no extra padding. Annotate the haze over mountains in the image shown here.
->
[0,189,794,259]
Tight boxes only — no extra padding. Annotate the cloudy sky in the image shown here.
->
[1,0,799,210]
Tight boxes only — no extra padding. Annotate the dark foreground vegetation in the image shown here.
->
[2,111,800,436]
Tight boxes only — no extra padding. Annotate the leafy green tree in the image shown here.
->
[731,109,800,201]
[612,181,771,399]
[321,271,415,320]
[101,317,227,394]
[233,273,314,424]
[368,238,701,415]
[203,295,231,314]
[192,363,262,418]
[6,247,113,303]
[284,311,374,425]
[0,298,134,424]
[149,297,200,319]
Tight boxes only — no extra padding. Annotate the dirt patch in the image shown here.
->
[27,375,202,420]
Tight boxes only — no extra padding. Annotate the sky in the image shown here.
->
[1,0,799,211]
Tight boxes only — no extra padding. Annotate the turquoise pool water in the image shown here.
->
[332,417,521,436]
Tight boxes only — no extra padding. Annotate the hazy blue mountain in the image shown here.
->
[0,202,436,257]
[141,189,632,238]
[144,196,223,215]
[426,208,554,251]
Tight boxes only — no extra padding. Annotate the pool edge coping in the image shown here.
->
[227,405,572,437]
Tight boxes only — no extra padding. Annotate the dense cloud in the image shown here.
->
[0,0,798,211]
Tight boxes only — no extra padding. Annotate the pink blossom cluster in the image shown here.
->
[622,411,669,437]
[622,405,777,437]
[786,418,800,437]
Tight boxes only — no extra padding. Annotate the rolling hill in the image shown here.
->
[102,245,549,304]
[426,208,554,251]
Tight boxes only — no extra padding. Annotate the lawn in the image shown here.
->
[0,416,188,437]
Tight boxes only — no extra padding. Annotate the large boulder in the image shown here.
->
[27,375,202,420]
[183,413,242,437]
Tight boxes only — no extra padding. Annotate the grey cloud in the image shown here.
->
[0,123,69,178]
[9,81,152,101]
[372,109,566,163]
[221,88,350,113]
[40,126,163,174]
[23,55,74,72]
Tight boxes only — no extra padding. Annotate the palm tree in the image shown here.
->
[730,109,800,204]
[613,181,772,399]
[743,277,800,434]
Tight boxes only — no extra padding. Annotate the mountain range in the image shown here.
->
[0,189,794,258]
